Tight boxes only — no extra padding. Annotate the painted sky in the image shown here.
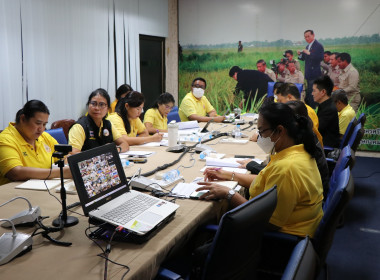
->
[179,0,380,46]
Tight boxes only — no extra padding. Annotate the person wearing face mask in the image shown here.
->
[108,91,163,146]
[198,102,323,238]
[178,77,225,122]
[0,100,72,185]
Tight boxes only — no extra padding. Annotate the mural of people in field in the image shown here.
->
[178,0,380,151]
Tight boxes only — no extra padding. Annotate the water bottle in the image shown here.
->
[168,121,179,147]
[234,124,241,139]
[199,150,211,160]
[163,169,180,182]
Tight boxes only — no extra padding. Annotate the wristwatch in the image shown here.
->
[226,189,236,201]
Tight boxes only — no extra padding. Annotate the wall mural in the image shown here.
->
[178,0,380,151]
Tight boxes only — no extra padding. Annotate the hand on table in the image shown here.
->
[203,167,231,182]
[196,181,230,201]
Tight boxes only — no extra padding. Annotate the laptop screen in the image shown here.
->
[68,143,129,215]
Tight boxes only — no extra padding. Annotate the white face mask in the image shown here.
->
[257,130,279,154]
[192,87,205,98]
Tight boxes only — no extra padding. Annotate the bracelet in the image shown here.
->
[231,171,235,181]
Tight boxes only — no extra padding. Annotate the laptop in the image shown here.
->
[67,143,179,236]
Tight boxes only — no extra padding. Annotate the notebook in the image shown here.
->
[67,143,179,236]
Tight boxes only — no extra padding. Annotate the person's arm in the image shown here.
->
[188,114,224,123]
[5,165,72,181]
[114,137,129,152]
[203,167,256,188]
[68,124,85,155]
[196,182,248,208]
[145,122,167,133]
[123,132,163,146]
[339,69,359,94]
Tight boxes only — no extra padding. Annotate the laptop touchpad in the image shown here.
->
[137,211,163,224]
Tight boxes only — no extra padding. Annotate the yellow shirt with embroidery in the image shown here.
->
[179,92,215,122]
[107,113,146,137]
[249,144,324,237]
[143,108,167,130]
[0,123,59,185]
[338,104,356,135]
[68,117,122,151]
[306,104,323,147]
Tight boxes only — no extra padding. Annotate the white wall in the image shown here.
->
[0,0,169,129]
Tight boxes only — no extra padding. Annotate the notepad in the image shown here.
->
[15,179,70,191]
[205,157,241,168]
[200,166,248,174]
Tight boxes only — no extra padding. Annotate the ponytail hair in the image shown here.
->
[115,91,145,134]
[152,92,175,109]
[259,102,316,158]
[15,100,50,123]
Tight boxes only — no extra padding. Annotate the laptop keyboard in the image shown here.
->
[101,194,159,225]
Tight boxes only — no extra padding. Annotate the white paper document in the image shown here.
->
[200,166,248,174]
[205,157,241,168]
[15,179,70,191]
[120,151,155,157]
[178,121,199,130]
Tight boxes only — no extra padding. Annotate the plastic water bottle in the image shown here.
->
[121,158,131,167]
[199,150,211,160]
[234,124,241,139]
[163,169,180,182]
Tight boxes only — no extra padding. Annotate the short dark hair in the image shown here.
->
[276,83,301,100]
[191,77,207,89]
[337,52,351,64]
[284,50,293,56]
[274,82,284,92]
[324,51,332,56]
[332,89,348,105]
[87,88,111,108]
[256,59,266,65]
[115,84,133,100]
[153,92,175,109]
[330,52,340,58]
[15,100,50,123]
[286,100,309,118]
[314,75,334,96]
[229,66,242,77]
[304,29,314,35]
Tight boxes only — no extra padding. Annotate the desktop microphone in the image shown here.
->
[0,219,33,265]
[0,197,41,228]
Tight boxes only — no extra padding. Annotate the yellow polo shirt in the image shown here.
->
[179,92,215,122]
[107,113,146,137]
[306,104,323,147]
[0,123,59,185]
[249,144,324,237]
[68,118,122,151]
[109,99,118,113]
[143,108,168,130]
[338,104,356,135]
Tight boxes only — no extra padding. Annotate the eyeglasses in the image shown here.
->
[192,84,206,90]
[257,128,272,137]
[165,105,174,110]
[89,101,107,109]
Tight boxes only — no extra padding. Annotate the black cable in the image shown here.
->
[241,121,254,131]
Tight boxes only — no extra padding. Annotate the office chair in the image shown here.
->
[45,127,68,144]
[281,236,319,280]
[347,122,364,153]
[357,113,366,126]
[156,186,278,280]
[167,106,181,123]
[51,119,75,140]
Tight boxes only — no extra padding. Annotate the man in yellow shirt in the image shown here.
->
[179,77,224,122]
[332,89,357,137]
[275,83,323,147]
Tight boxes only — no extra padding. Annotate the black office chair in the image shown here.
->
[281,236,319,280]
[347,122,364,153]
[156,186,278,280]
[357,113,366,127]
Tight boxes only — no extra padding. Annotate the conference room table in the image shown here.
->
[0,120,267,280]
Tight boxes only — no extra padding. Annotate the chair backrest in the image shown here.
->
[281,236,319,280]
[45,127,67,144]
[357,113,366,126]
[202,186,277,280]
[167,106,181,123]
[347,122,364,152]
[313,167,354,264]
[339,117,357,149]
[51,119,76,140]
[330,145,352,186]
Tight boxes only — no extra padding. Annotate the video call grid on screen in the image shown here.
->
[78,152,121,199]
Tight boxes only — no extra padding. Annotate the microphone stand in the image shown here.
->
[52,147,78,228]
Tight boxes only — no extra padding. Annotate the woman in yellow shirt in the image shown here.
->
[0,100,71,185]
[109,84,133,113]
[143,92,175,133]
[108,91,163,146]
[197,102,323,238]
